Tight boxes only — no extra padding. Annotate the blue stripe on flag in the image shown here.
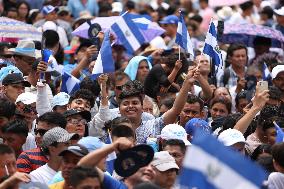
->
[177,130,267,189]
[60,72,80,94]
[111,13,145,54]
[203,43,222,66]
[274,121,284,143]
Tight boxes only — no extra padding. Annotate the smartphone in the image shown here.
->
[257,81,268,92]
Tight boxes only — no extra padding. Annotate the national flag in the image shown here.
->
[176,130,267,189]
[203,21,223,67]
[273,121,284,143]
[60,72,80,94]
[175,11,194,56]
[262,63,271,81]
[111,12,145,53]
[105,133,117,175]
[91,30,115,79]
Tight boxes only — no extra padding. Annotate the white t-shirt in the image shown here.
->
[22,132,37,151]
[30,164,57,185]
[268,172,284,189]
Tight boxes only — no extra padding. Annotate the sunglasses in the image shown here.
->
[23,105,37,114]
[115,85,123,90]
[34,128,48,136]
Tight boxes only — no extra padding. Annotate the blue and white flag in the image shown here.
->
[105,133,117,175]
[60,72,80,94]
[177,130,267,189]
[273,121,284,143]
[111,12,145,54]
[203,22,223,67]
[175,11,194,56]
[262,63,271,81]
[91,30,115,79]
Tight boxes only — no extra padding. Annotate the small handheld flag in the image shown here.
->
[262,63,272,81]
[273,121,284,143]
[91,30,115,79]
[60,72,80,94]
[175,11,194,58]
[203,21,223,67]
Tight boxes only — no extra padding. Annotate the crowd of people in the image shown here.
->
[0,0,284,189]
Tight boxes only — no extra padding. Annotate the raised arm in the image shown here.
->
[234,87,269,134]
[163,67,196,125]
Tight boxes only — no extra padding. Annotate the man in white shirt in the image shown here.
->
[29,127,79,185]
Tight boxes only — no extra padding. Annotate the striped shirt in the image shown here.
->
[16,147,48,173]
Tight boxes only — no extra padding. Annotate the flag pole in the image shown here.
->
[179,46,181,60]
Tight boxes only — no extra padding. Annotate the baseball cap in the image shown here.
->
[271,65,284,80]
[78,136,106,152]
[274,6,284,16]
[159,15,178,25]
[42,127,79,148]
[59,144,89,157]
[112,2,123,13]
[185,118,211,136]
[2,73,30,87]
[160,124,191,146]
[41,5,57,15]
[15,92,36,105]
[51,92,70,109]
[63,109,91,122]
[114,144,154,177]
[151,151,179,172]
[218,129,247,146]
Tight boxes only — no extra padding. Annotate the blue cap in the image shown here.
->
[78,136,106,152]
[185,118,211,135]
[41,5,57,15]
[51,92,70,109]
[0,65,23,82]
[159,15,179,25]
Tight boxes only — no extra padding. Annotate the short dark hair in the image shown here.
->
[106,117,135,139]
[42,30,59,49]
[163,139,186,154]
[2,119,29,137]
[80,76,101,98]
[76,41,93,54]
[0,98,16,119]
[118,80,144,104]
[221,113,242,131]
[235,90,250,107]
[69,89,95,108]
[113,70,130,84]
[37,112,67,129]
[210,97,232,114]
[186,94,204,111]
[226,44,247,59]
[268,86,282,100]
[69,167,101,187]
[253,36,272,47]
[240,1,254,11]
[160,97,175,109]
[271,143,284,168]
[0,144,14,155]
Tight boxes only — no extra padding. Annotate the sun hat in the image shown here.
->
[160,124,191,146]
[218,128,247,146]
[274,6,284,16]
[11,40,36,58]
[151,151,179,172]
[42,127,79,148]
[15,92,36,105]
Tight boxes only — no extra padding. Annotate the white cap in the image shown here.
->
[218,129,247,146]
[160,124,191,146]
[274,6,284,16]
[51,92,70,109]
[112,2,123,13]
[151,151,179,172]
[15,92,36,105]
[271,65,284,79]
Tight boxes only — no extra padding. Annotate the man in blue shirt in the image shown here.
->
[67,0,99,19]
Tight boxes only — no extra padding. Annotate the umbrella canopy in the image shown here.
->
[0,17,42,43]
[209,0,249,7]
[220,23,284,48]
[72,16,165,43]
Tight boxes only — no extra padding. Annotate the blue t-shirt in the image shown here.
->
[103,173,127,189]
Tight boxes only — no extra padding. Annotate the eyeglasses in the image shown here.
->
[34,128,48,136]
[115,85,123,90]
[67,118,87,125]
